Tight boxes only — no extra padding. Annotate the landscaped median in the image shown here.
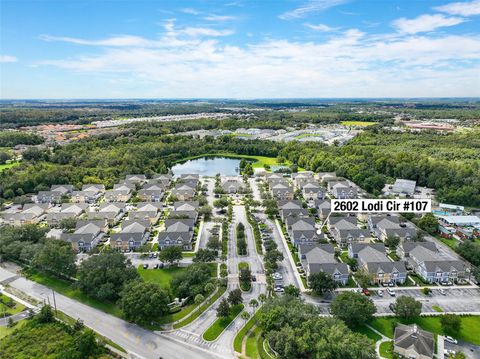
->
[202,303,244,341]
[238,262,252,291]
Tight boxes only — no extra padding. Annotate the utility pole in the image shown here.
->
[52,290,57,315]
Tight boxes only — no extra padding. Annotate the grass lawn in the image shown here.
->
[0,319,27,339]
[0,294,26,315]
[246,326,262,359]
[137,265,187,290]
[25,269,123,318]
[432,305,443,312]
[340,121,377,127]
[379,341,394,359]
[234,310,259,353]
[173,286,226,329]
[0,161,20,172]
[369,316,480,345]
[294,133,321,139]
[354,325,382,343]
[182,251,196,258]
[203,304,244,341]
[438,236,458,250]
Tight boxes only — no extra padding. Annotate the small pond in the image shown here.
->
[171,156,243,176]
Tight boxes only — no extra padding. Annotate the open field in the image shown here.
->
[340,121,377,127]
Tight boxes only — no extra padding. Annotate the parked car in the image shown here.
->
[153,264,159,269]
[377,290,383,297]
[272,272,283,280]
[274,286,285,293]
[389,303,395,311]
[251,275,257,282]
[387,287,396,296]
[143,264,149,269]
[362,288,370,296]
[444,349,456,356]
[440,289,446,295]
[445,336,458,344]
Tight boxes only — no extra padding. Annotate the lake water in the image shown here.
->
[171,157,242,176]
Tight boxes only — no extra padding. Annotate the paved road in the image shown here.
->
[2,268,218,359]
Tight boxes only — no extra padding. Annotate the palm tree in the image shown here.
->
[258,293,267,304]
[249,298,259,310]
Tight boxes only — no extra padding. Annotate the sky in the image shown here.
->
[0,0,479,99]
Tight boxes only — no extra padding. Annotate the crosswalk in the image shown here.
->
[166,329,219,351]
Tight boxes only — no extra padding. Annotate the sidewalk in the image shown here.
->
[274,219,306,292]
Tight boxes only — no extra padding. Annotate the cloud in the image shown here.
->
[435,0,480,16]
[279,0,349,20]
[0,55,17,63]
[36,28,480,98]
[392,14,465,34]
[203,14,236,22]
[304,23,339,32]
[180,8,200,15]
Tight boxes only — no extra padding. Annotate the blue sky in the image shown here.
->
[1,0,479,99]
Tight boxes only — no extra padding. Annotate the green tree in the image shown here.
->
[258,293,267,304]
[75,329,103,358]
[193,248,216,262]
[392,296,422,319]
[385,235,400,249]
[249,298,259,310]
[440,314,462,335]
[308,272,337,295]
[37,304,54,323]
[284,284,300,297]
[217,298,230,318]
[418,213,439,234]
[194,294,205,305]
[198,205,213,220]
[77,252,139,301]
[331,292,376,328]
[206,237,221,251]
[120,281,170,325]
[228,288,243,306]
[204,282,215,293]
[241,311,251,322]
[213,196,230,211]
[171,263,212,299]
[32,240,76,278]
[355,268,374,289]
[0,152,10,165]
[159,246,183,265]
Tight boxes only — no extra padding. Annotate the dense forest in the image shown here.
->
[0,123,479,206]
[0,131,43,147]
[2,99,479,128]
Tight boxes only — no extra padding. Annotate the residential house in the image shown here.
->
[104,189,132,203]
[46,203,88,226]
[50,185,74,195]
[394,324,434,359]
[128,202,162,224]
[170,201,199,221]
[158,218,195,250]
[221,178,245,194]
[171,184,196,201]
[1,203,48,226]
[317,172,337,183]
[397,241,438,258]
[368,215,417,241]
[328,181,358,199]
[111,219,150,251]
[408,244,465,284]
[71,184,105,203]
[288,217,321,247]
[88,202,125,225]
[34,191,63,204]
[271,183,294,200]
[152,174,173,188]
[314,199,331,220]
[124,174,147,185]
[266,173,287,187]
[329,216,370,246]
[63,219,106,252]
[292,172,314,189]
[138,183,164,202]
[349,243,407,285]
[299,243,349,285]
[302,182,325,201]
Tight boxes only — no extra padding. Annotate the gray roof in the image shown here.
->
[136,202,163,211]
[358,245,389,264]
[165,218,194,232]
[394,324,434,358]
[290,218,316,231]
[370,215,401,227]
[277,200,303,210]
[400,241,437,255]
[308,262,349,276]
[350,243,386,256]
[330,216,357,229]
[174,201,199,211]
[299,243,336,264]
[366,261,406,275]
[82,184,105,193]
[392,179,416,195]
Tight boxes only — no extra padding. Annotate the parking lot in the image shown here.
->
[444,340,480,359]
[371,287,480,314]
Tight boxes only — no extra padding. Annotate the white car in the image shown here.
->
[272,272,283,280]
[440,289,446,295]
[377,290,384,297]
[274,286,285,293]
[444,336,458,344]
[444,349,456,356]
[387,288,396,296]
